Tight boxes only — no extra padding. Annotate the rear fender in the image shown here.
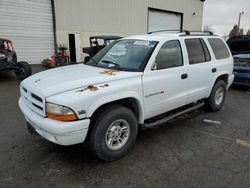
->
[207,71,229,97]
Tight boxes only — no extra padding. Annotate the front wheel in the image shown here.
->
[15,61,32,80]
[89,105,138,161]
[84,56,91,63]
[206,80,227,112]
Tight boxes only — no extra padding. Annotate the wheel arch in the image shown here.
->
[87,96,144,124]
[215,74,229,84]
[208,73,229,97]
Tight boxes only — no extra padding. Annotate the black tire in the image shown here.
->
[207,80,227,112]
[15,61,32,80]
[89,104,138,162]
[84,56,91,63]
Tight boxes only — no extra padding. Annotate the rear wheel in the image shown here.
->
[15,61,32,80]
[89,105,138,161]
[207,80,227,112]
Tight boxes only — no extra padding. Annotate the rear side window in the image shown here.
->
[208,38,230,60]
[185,38,211,64]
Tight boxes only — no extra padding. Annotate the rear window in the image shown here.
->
[208,38,230,60]
[185,38,210,64]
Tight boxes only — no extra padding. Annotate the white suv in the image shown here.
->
[19,31,234,161]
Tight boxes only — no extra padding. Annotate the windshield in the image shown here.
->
[227,37,250,55]
[86,39,158,71]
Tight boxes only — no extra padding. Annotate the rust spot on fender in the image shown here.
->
[100,69,119,76]
[76,85,99,93]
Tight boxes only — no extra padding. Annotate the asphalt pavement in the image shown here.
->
[0,65,250,188]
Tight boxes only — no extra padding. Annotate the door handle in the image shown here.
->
[212,68,217,73]
[181,73,188,79]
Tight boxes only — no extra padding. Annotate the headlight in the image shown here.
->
[46,103,78,121]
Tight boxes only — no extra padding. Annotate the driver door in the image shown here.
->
[143,40,189,119]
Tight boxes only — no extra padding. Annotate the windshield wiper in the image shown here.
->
[120,67,138,72]
[90,58,98,64]
[101,60,122,70]
[85,57,98,66]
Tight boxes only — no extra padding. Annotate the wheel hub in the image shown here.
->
[215,87,224,105]
[105,119,130,150]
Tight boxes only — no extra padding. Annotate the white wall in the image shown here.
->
[54,0,204,60]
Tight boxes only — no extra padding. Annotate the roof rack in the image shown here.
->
[184,31,214,36]
[148,30,190,35]
[148,30,214,36]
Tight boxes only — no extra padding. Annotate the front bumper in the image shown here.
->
[19,97,90,146]
[233,74,250,87]
[233,66,250,86]
[233,77,250,86]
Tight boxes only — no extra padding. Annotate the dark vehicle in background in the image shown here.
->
[0,38,32,80]
[227,35,250,87]
[83,35,122,62]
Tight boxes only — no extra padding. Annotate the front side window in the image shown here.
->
[155,40,183,70]
[208,38,230,60]
[86,39,158,71]
[185,38,210,64]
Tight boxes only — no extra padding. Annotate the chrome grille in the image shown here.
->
[20,86,45,116]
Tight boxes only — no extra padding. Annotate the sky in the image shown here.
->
[203,0,250,36]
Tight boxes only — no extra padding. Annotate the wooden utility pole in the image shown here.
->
[237,12,244,35]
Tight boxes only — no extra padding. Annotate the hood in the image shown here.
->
[227,35,250,55]
[233,54,250,59]
[21,64,142,97]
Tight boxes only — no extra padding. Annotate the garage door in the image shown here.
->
[148,9,182,33]
[0,0,55,64]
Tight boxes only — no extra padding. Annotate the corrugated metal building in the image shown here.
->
[0,0,55,64]
[0,0,205,64]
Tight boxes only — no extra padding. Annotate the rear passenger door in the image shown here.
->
[184,38,213,103]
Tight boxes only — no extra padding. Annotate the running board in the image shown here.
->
[142,101,205,129]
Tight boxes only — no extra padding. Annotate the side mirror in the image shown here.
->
[151,55,160,71]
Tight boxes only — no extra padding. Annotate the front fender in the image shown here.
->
[46,76,144,123]
[87,91,144,124]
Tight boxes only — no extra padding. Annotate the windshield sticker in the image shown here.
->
[134,41,150,46]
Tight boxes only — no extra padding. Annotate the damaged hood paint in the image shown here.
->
[21,64,142,97]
